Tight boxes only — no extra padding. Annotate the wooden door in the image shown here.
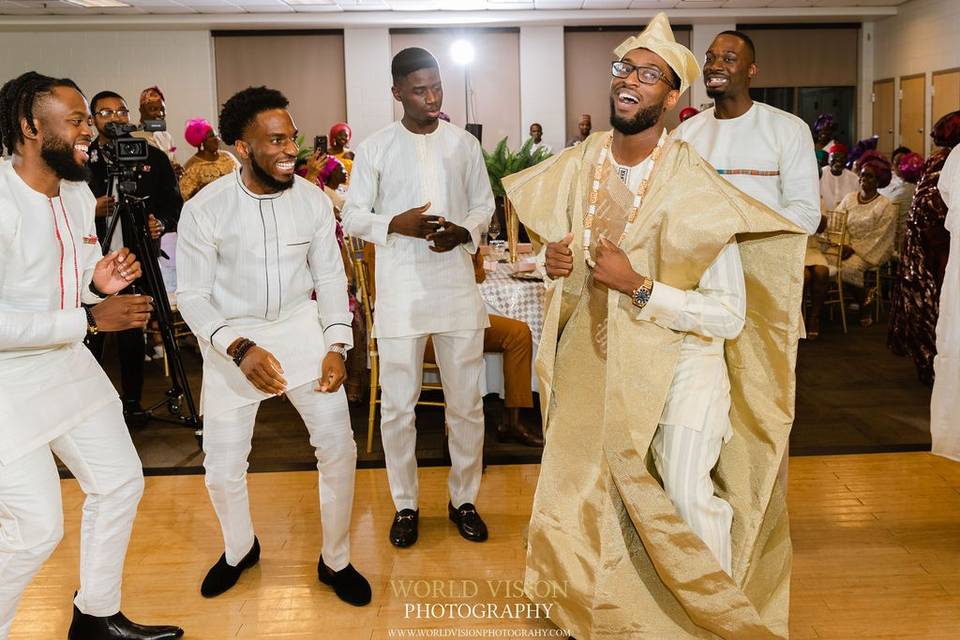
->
[900,74,925,152]
[932,69,960,126]
[873,79,895,155]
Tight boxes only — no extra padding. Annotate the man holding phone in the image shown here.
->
[342,47,494,548]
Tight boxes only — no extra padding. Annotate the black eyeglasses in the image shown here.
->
[95,108,130,118]
[611,61,675,89]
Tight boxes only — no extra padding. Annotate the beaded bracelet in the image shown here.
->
[232,338,256,367]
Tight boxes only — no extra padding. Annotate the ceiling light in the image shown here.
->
[450,39,475,66]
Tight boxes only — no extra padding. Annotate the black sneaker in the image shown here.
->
[200,537,260,598]
[448,502,488,542]
[318,557,372,606]
[389,509,419,548]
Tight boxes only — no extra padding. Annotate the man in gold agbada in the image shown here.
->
[504,13,807,639]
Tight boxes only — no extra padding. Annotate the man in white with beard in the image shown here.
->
[0,71,182,640]
[176,86,370,607]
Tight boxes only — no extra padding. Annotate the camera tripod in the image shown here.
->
[102,189,203,444]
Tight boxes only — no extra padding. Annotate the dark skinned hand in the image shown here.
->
[388,202,443,238]
[592,236,644,295]
[90,294,153,331]
[315,352,347,393]
[544,233,574,279]
[426,218,470,253]
[235,344,287,396]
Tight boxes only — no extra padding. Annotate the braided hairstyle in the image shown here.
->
[0,71,82,156]
[218,86,289,146]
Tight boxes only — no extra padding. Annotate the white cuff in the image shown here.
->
[67,308,89,343]
[210,324,242,358]
[373,214,393,246]
[323,323,354,351]
[635,281,685,326]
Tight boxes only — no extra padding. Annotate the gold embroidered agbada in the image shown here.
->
[503,132,806,639]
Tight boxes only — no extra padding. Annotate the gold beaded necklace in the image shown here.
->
[583,130,667,267]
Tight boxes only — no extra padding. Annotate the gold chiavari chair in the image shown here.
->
[820,209,850,333]
[347,236,446,454]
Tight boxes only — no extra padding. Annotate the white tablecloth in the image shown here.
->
[477,262,545,399]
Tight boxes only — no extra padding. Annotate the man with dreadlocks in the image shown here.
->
[0,71,183,640]
[176,86,370,606]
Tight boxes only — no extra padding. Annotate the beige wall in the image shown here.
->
[0,30,216,161]
[213,33,347,149]
[564,28,692,142]
[390,29,521,150]
[742,28,859,88]
[875,0,960,155]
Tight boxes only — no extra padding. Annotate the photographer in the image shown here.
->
[86,90,183,427]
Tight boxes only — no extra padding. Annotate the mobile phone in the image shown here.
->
[314,135,328,155]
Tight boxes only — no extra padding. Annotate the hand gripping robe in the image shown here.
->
[503,132,806,639]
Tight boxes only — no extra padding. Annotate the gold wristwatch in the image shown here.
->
[631,277,654,310]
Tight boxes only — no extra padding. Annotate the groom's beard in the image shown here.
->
[609,96,665,135]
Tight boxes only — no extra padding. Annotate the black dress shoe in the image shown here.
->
[122,400,149,428]
[67,603,183,640]
[318,556,372,606]
[389,509,419,548]
[200,537,260,598]
[448,502,488,542]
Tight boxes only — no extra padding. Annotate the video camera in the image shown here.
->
[101,119,165,195]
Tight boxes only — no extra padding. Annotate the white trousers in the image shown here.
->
[202,381,356,570]
[650,410,734,575]
[0,399,144,640]
[378,330,485,511]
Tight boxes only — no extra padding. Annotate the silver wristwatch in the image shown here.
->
[327,344,348,360]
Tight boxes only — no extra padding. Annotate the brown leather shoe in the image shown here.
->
[496,422,544,447]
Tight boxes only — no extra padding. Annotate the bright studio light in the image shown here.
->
[450,39,475,66]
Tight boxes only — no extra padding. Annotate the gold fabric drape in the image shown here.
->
[503,131,806,639]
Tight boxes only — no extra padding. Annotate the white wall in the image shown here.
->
[0,30,216,163]
[519,26,565,153]
[858,22,875,142]
[874,0,960,156]
[344,28,395,145]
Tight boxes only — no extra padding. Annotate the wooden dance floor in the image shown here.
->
[11,453,960,639]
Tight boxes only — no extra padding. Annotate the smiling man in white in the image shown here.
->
[0,71,182,640]
[176,86,370,607]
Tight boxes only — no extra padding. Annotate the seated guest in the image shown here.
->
[839,157,898,326]
[807,156,897,331]
[881,145,912,198]
[178,118,239,201]
[888,151,925,256]
[820,144,859,210]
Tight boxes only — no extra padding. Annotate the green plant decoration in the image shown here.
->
[482,137,552,198]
